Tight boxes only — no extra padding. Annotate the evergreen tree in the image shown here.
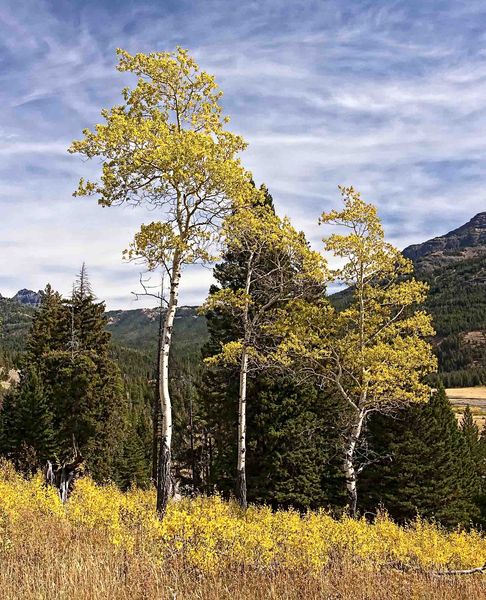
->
[460,406,485,521]
[0,365,57,473]
[68,265,111,354]
[478,422,486,528]
[360,387,480,527]
[27,284,65,358]
[3,272,129,481]
[247,378,346,510]
[461,405,481,459]
[116,417,151,490]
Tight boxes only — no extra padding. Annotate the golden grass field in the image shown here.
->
[446,387,486,401]
[0,461,485,599]
[447,387,486,428]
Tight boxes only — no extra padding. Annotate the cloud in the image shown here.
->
[0,0,485,308]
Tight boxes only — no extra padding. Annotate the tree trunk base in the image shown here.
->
[236,468,247,510]
[156,443,171,517]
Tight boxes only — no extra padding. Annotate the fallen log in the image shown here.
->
[386,560,486,576]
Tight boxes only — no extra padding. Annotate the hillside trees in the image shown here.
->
[0,365,57,472]
[460,406,486,521]
[202,203,327,508]
[70,47,260,516]
[360,388,481,526]
[272,187,437,516]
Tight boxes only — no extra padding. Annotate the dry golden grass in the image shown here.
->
[447,387,486,427]
[0,518,485,600]
[0,464,485,599]
[446,387,486,401]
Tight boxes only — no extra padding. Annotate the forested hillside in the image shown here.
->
[1,208,485,518]
[403,211,486,387]
[0,298,207,358]
[106,306,207,356]
[0,289,208,489]
[331,211,486,386]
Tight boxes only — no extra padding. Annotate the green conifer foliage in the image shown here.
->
[460,407,486,525]
[360,387,480,527]
[200,186,343,509]
[1,273,129,481]
[0,365,57,473]
[116,418,152,490]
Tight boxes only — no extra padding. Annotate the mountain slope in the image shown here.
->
[0,296,207,359]
[402,212,486,386]
[106,306,208,357]
[403,212,486,267]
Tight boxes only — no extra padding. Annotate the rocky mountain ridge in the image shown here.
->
[403,212,486,270]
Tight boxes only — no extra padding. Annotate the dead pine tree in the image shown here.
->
[44,439,84,503]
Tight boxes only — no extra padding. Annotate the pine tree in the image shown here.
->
[27,284,66,358]
[246,378,346,510]
[0,365,57,473]
[474,419,486,524]
[460,406,484,521]
[116,418,151,490]
[16,273,129,481]
[67,265,111,354]
[461,405,481,458]
[360,387,480,527]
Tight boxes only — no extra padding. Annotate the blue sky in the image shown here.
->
[0,0,485,308]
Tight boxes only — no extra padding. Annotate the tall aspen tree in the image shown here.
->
[70,48,257,516]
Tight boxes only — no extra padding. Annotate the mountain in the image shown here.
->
[1,212,485,385]
[0,296,36,352]
[12,289,43,307]
[402,212,486,386]
[403,212,486,267]
[0,293,207,358]
[106,306,208,357]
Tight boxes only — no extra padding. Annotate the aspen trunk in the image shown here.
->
[236,345,248,509]
[156,257,181,517]
[152,299,164,485]
[235,254,253,510]
[343,409,366,518]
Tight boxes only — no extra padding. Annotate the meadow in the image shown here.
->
[0,461,484,600]
[447,387,486,428]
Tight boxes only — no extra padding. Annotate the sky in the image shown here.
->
[0,0,485,309]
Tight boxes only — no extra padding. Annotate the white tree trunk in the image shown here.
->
[343,408,366,517]
[236,345,248,508]
[236,254,253,509]
[156,256,181,516]
[152,300,164,484]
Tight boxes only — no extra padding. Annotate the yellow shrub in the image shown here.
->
[0,465,484,573]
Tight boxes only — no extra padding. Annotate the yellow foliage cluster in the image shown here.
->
[0,464,484,574]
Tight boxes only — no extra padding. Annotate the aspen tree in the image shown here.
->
[272,187,437,516]
[70,48,258,516]
[202,205,326,508]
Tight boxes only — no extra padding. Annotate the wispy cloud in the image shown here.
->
[0,0,485,307]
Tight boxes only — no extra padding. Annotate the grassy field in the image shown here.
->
[1,535,485,600]
[447,387,486,428]
[0,463,485,599]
